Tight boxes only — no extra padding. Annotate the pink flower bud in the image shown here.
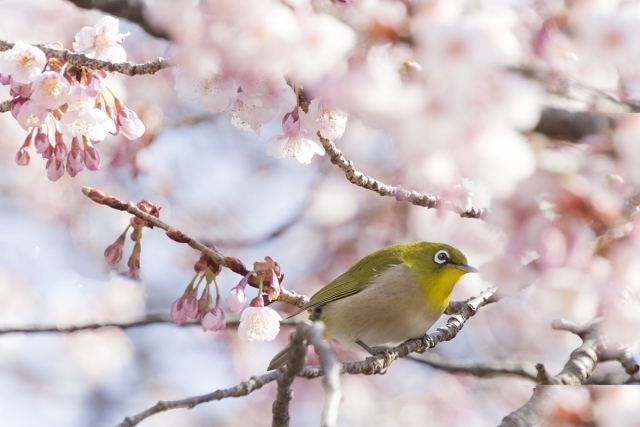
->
[85,72,105,97]
[54,140,68,161]
[45,158,65,181]
[84,143,101,171]
[227,285,247,314]
[34,130,51,154]
[15,134,32,166]
[67,138,85,174]
[282,110,301,137]
[170,298,188,325]
[15,146,30,166]
[104,232,126,266]
[117,106,145,140]
[201,304,226,332]
[250,295,265,308]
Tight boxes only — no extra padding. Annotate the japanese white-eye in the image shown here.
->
[268,242,478,370]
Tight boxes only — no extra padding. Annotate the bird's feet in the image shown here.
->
[356,339,394,373]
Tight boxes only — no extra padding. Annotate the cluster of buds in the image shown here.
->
[0,16,145,181]
[104,199,161,279]
[171,255,226,332]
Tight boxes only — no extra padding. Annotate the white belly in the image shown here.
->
[321,264,442,349]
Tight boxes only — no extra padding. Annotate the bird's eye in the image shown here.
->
[434,250,449,264]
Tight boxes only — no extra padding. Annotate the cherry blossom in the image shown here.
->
[60,108,116,141]
[15,100,48,130]
[174,67,238,114]
[115,100,145,140]
[266,110,325,164]
[30,71,71,110]
[72,15,130,62]
[238,306,282,342]
[0,40,46,84]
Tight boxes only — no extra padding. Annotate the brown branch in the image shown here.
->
[0,314,300,335]
[299,287,498,378]
[64,0,170,40]
[532,107,612,141]
[317,134,486,219]
[116,371,280,427]
[408,353,538,381]
[112,290,493,427]
[273,328,307,427]
[0,40,171,76]
[498,386,555,427]
[0,99,10,113]
[81,187,308,307]
[511,65,640,113]
[499,316,639,426]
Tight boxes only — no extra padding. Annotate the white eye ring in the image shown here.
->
[434,250,450,264]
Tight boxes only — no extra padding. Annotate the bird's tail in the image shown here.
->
[267,343,293,371]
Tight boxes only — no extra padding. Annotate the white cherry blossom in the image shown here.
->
[237,306,282,342]
[31,71,71,110]
[174,67,238,113]
[60,108,116,141]
[73,16,130,62]
[0,41,46,84]
[266,110,325,164]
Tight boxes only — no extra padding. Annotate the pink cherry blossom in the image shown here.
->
[15,99,48,130]
[306,98,348,140]
[31,71,71,110]
[0,40,46,84]
[15,136,31,166]
[266,110,325,164]
[66,138,85,176]
[10,78,33,98]
[174,67,238,114]
[73,16,130,62]
[238,306,282,342]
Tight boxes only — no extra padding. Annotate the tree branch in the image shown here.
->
[116,371,280,427]
[408,353,538,381]
[272,325,308,427]
[0,313,300,335]
[0,40,171,76]
[64,0,170,40]
[81,187,309,308]
[532,107,612,141]
[317,134,486,219]
[299,288,498,378]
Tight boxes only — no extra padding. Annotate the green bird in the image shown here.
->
[268,242,478,370]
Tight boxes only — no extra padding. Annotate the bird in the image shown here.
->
[268,241,478,370]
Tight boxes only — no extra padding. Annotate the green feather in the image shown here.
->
[288,246,405,318]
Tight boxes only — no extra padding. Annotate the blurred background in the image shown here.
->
[1,1,640,426]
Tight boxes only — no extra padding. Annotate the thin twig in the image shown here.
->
[0,40,171,76]
[408,353,538,381]
[316,134,486,219]
[116,371,280,427]
[0,99,10,113]
[81,187,308,307]
[0,314,300,335]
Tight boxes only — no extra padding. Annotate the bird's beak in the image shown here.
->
[453,263,479,273]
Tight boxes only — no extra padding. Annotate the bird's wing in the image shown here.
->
[288,251,404,318]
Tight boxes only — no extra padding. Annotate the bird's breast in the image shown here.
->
[321,263,443,348]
